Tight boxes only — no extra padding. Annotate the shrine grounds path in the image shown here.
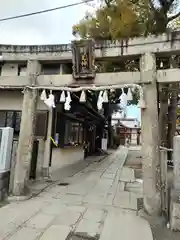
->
[0,147,153,240]
[126,149,180,240]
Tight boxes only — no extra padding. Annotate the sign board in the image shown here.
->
[71,39,96,80]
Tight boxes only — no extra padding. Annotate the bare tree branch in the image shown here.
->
[148,0,157,12]
[168,0,176,8]
[158,0,176,13]
[168,10,180,22]
[158,0,168,8]
[104,0,113,7]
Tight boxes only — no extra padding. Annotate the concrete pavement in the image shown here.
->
[0,146,153,240]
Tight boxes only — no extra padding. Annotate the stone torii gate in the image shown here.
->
[1,32,180,216]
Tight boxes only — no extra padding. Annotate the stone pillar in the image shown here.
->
[41,64,66,177]
[36,139,45,179]
[42,109,53,178]
[9,140,18,194]
[170,135,180,231]
[13,88,38,196]
[167,57,178,161]
[60,63,65,74]
[160,149,168,214]
[140,53,161,216]
[12,60,40,196]
[173,136,180,191]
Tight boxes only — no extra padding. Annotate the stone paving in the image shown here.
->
[0,147,153,240]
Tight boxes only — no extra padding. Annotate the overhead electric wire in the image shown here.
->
[0,0,94,22]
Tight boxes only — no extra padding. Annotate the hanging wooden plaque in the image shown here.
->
[71,39,96,80]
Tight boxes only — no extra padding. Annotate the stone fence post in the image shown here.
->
[173,136,180,192]
[170,135,180,231]
[160,149,168,215]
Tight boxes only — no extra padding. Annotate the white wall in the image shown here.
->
[0,90,48,111]
[51,146,84,174]
[35,143,84,180]
[1,64,18,76]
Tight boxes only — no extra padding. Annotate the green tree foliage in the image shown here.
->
[73,0,148,39]
[73,0,180,38]
[72,0,180,118]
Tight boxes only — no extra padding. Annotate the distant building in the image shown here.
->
[112,117,141,146]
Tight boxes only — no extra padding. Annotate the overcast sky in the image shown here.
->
[1,1,179,45]
[0,0,93,45]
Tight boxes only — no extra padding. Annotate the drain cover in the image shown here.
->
[68,233,100,240]
[68,236,85,240]
[58,182,69,186]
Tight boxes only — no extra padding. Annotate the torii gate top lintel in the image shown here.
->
[0,31,179,61]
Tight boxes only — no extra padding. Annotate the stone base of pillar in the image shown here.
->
[143,193,162,216]
[170,201,180,231]
[8,193,32,202]
[138,208,167,227]
[9,180,32,202]
[42,167,50,178]
[36,139,45,180]
[170,189,180,231]
[12,179,30,197]
[0,171,10,201]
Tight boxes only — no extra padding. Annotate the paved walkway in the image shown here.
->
[0,147,153,240]
[28,154,110,196]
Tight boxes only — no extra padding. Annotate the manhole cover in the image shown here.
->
[46,179,53,183]
[58,182,69,186]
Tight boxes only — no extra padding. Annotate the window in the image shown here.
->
[41,63,60,75]
[0,111,22,135]
[18,64,27,76]
[0,111,6,127]
[64,120,83,146]
[15,111,21,132]
[65,63,73,74]
[0,110,48,138]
